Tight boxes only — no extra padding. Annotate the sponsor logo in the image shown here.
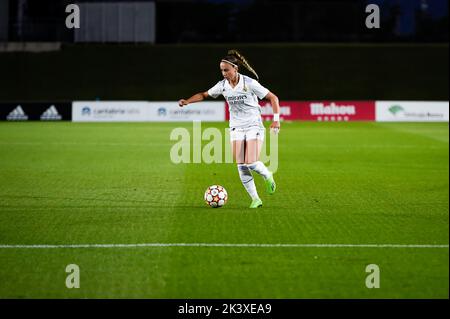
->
[316,116,350,122]
[94,108,134,115]
[82,107,91,116]
[376,101,448,122]
[389,104,444,119]
[170,109,215,117]
[81,106,140,116]
[7,105,28,121]
[40,105,62,120]
[310,102,356,115]
[388,105,404,115]
[260,103,292,116]
[72,101,224,122]
[158,107,167,116]
[242,101,376,122]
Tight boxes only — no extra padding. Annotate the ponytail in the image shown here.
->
[227,49,260,81]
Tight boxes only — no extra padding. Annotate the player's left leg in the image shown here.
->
[245,129,276,195]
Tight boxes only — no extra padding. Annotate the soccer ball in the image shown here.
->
[204,185,228,208]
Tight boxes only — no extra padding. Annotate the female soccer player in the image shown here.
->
[178,50,280,208]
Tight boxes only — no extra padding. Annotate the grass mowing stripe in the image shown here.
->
[0,243,448,249]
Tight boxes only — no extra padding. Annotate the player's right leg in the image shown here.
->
[231,129,261,208]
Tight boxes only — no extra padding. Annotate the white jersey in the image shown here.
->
[207,73,269,129]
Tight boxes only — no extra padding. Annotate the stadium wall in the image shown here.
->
[1,101,448,122]
[0,43,448,102]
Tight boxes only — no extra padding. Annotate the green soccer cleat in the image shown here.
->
[249,198,263,208]
[265,172,276,195]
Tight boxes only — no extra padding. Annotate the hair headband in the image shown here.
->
[221,59,238,68]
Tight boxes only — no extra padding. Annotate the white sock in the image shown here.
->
[237,164,259,200]
[247,161,271,179]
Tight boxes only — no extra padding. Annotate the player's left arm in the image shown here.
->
[264,92,281,132]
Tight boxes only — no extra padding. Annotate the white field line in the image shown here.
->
[0,142,172,146]
[0,142,444,149]
[0,243,448,249]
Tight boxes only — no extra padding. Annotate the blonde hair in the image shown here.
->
[223,49,260,81]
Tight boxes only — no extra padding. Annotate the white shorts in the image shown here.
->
[229,126,265,142]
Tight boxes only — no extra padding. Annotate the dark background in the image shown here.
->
[0,0,448,102]
[5,0,449,43]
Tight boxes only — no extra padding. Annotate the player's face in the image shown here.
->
[220,62,237,81]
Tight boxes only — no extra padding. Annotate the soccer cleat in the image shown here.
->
[249,198,263,208]
[265,172,276,194]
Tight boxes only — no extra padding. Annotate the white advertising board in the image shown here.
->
[72,101,150,122]
[376,101,449,122]
[72,101,226,122]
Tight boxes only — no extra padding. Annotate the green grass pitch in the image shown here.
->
[0,121,448,298]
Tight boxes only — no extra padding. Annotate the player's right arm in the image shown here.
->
[179,80,223,107]
[178,92,209,107]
